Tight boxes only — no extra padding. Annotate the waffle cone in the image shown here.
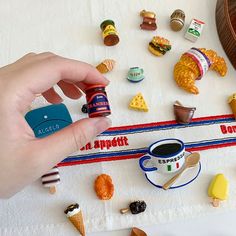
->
[96,63,108,74]
[69,211,85,235]
[229,99,236,120]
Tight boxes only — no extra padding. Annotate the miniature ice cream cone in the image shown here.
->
[228,93,236,119]
[41,166,60,194]
[131,227,147,236]
[64,203,85,235]
[96,59,116,74]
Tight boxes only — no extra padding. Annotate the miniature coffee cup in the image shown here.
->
[139,138,185,174]
[127,67,144,83]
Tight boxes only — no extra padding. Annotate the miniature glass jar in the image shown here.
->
[85,85,111,118]
[100,19,119,46]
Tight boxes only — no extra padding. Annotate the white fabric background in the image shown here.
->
[0,0,236,235]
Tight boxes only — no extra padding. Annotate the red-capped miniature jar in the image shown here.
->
[85,85,111,118]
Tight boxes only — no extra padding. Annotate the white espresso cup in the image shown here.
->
[139,138,185,174]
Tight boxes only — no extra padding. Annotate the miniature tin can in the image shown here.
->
[100,19,119,46]
[85,85,111,118]
[170,9,185,31]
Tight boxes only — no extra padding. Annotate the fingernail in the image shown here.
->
[103,77,110,85]
[94,117,112,134]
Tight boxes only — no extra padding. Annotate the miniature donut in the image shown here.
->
[94,174,114,200]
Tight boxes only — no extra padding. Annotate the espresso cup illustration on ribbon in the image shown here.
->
[139,139,185,174]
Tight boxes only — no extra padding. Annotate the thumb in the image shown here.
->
[32,117,111,166]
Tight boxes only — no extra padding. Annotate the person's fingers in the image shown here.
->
[30,117,112,168]
[14,55,109,95]
[57,81,83,99]
[42,88,63,104]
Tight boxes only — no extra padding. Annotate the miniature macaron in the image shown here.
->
[148,36,171,56]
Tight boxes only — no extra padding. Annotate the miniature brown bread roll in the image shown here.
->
[94,174,114,200]
[96,59,116,74]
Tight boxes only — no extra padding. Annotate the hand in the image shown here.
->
[0,52,111,198]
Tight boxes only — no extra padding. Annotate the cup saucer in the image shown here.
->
[144,151,201,189]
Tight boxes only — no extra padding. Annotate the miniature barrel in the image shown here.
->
[216,0,236,70]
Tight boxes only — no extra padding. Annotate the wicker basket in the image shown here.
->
[216,0,236,70]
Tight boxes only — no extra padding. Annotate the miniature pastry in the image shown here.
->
[41,166,60,194]
[173,101,196,124]
[81,104,88,113]
[100,20,119,46]
[131,227,147,236]
[127,67,145,83]
[170,9,185,31]
[96,59,116,74]
[64,203,85,235]
[228,94,236,119]
[140,10,157,30]
[174,48,227,94]
[120,200,147,214]
[94,174,114,200]
[148,36,171,56]
[185,19,205,42]
[208,174,228,207]
[129,93,148,112]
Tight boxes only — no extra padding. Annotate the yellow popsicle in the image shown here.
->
[208,173,228,207]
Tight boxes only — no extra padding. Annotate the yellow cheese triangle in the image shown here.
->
[129,93,149,112]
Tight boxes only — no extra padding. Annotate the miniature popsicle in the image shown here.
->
[208,173,228,207]
[64,203,85,236]
[41,166,60,194]
[120,200,147,214]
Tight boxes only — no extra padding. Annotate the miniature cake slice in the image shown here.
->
[129,93,149,112]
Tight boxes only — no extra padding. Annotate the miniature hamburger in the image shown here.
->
[148,36,171,56]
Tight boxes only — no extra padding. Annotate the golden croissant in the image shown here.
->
[174,48,227,94]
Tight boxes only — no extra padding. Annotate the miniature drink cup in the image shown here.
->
[64,203,85,236]
[139,138,185,174]
[170,9,185,31]
[127,67,145,82]
[100,20,119,46]
[85,85,111,118]
[173,101,196,124]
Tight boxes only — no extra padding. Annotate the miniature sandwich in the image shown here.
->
[64,203,85,235]
[148,36,171,56]
[41,166,60,194]
[208,173,228,207]
[96,59,116,74]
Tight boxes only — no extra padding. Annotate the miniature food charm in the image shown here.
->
[208,174,228,207]
[94,174,114,200]
[131,227,147,236]
[127,67,145,83]
[174,48,227,94]
[129,93,149,112]
[148,36,171,56]
[173,101,196,124]
[41,166,60,194]
[170,9,185,31]
[228,94,236,119]
[100,19,119,46]
[85,85,111,118]
[185,19,205,42]
[140,10,157,30]
[64,203,85,235]
[96,59,116,74]
[81,104,88,113]
[120,200,147,214]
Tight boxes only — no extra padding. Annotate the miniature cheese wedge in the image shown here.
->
[208,173,228,207]
[129,93,149,112]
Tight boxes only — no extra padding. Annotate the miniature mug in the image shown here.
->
[139,138,185,174]
[127,67,144,82]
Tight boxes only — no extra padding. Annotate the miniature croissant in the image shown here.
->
[174,48,227,94]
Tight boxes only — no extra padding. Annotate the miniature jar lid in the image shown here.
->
[100,20,115,30]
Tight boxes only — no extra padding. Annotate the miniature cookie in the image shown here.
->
[94,174,114,200]
[148,36,171,56]
[96,59,116,74]
[129,93,148,112]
